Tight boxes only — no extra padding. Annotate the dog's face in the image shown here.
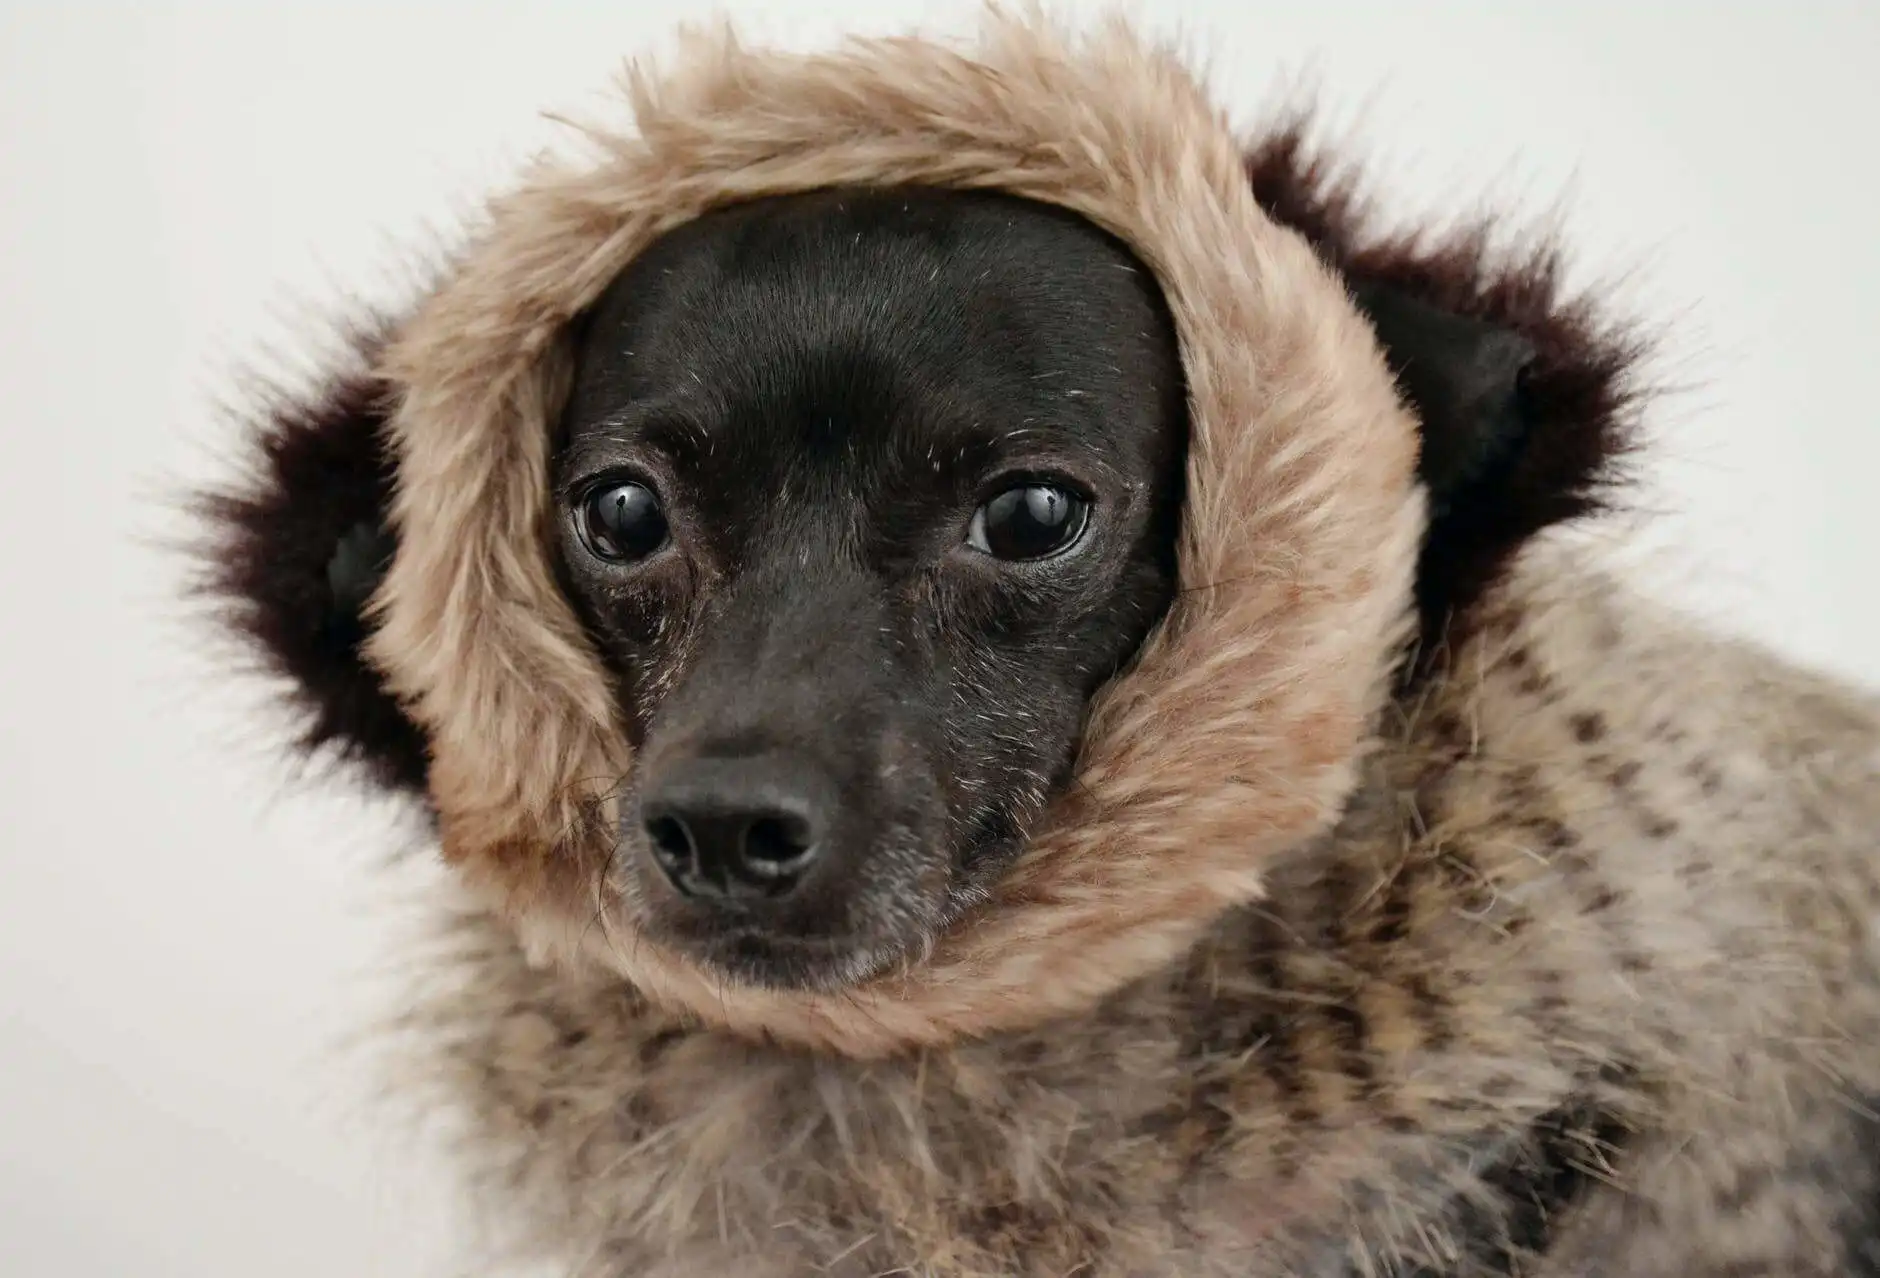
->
[552,187,1188,990]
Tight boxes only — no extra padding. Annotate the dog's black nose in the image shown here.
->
[639,754,830,901]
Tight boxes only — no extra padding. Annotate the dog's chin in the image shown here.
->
[666,874,1008,992]
[679,927,912,993]
[621,823,1028,992]
[629,883,949,993]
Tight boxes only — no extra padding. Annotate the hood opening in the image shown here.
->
[193,10,1644,1056]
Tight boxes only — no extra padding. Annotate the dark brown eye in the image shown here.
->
[967,483,1090,561]
[576,481,668,563]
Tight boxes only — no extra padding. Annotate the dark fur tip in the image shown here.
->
[185,323,431,799]
[1245,121,1654,664]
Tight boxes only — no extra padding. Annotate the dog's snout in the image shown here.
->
[640,754,830,901]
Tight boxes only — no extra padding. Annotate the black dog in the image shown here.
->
[552,188,1191,991]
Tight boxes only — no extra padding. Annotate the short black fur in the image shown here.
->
[551,186,1190,990]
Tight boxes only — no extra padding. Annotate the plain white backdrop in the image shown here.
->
[2,3,1876,1274]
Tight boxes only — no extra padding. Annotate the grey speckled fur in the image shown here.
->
[389,546,1880,1276]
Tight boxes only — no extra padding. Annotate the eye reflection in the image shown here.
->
[967,483,1090,561]
[577,481,669,563]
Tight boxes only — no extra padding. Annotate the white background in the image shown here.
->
[3,3,1876,1275]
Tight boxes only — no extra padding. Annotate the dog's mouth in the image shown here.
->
[676,925,911,992]
[635,898,946,991]
[623,833,961,993]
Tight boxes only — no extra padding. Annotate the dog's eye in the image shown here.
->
[576,481,668,563]
[967,483,1089,561]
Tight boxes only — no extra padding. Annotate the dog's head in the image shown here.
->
[195,15,1639,1053]
[551,188,1188,988]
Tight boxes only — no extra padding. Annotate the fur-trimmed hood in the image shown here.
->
[199,9,1641,1058]
[193,15,1880,1272]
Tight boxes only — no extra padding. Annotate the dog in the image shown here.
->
[196,21,1880,1269]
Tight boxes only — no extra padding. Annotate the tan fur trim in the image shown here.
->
[366,8,1425,1055]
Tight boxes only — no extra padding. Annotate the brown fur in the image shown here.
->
[390,545,1880,1275]
[201,8,1880,1274]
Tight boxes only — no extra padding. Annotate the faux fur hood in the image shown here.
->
[199,9,1640,1058]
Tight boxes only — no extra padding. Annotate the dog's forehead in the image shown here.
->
[560,188,1174,466]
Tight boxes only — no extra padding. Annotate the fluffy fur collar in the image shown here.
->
[198,8,1647,1058]
[363,11,1426,1055]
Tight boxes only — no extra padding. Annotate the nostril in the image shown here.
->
[637,751,834,901]
[740,813,816,877]
[645,813,694,871]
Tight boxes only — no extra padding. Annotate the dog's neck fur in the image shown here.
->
[393,543,1880,1276]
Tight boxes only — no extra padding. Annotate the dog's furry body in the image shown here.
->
[193,13,1880,1275]
[404,553,1880,1275]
